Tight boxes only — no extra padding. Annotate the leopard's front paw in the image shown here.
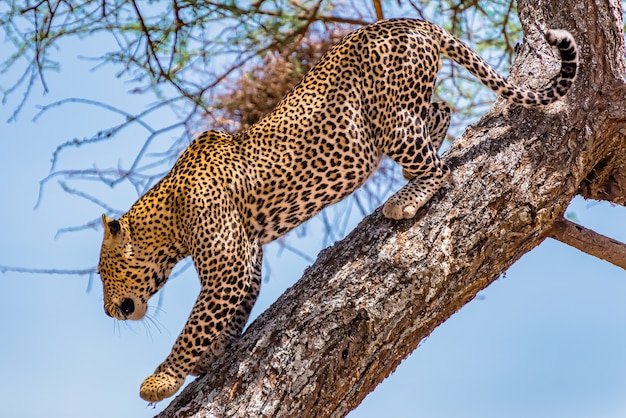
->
[139,371,184,402]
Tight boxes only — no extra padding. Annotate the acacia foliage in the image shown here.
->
[2,0,519,162]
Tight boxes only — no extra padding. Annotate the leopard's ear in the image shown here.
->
[102,214,121,242]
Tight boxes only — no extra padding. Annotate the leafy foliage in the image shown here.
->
[1,1,365,120]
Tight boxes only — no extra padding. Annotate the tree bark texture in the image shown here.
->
[158,0,626,416]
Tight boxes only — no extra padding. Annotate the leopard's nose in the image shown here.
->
[120,298,135,316]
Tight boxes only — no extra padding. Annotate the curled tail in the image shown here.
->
[440,28,578,107]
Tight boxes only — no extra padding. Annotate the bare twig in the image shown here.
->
[373,0,384,20]
[0,265,96,276]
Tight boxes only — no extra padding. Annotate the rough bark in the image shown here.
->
[157,0,626,416]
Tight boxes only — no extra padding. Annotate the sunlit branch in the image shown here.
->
[548,218,626,271]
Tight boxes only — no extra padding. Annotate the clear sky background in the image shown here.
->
[1,11,626,418]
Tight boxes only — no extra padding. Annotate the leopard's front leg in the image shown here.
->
[138,295,209,402]
[139,208,262,403]
[192,249,263,375]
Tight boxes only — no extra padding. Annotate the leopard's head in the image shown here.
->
[98,214,171,321]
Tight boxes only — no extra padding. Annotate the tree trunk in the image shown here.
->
[157,0,626,416]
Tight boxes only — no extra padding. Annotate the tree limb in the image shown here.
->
[579,128,626,205]
[548,218,626,271]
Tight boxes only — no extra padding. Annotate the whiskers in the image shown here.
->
[142,305,169,341]
[111,316,123,336]
[108,305,168,341]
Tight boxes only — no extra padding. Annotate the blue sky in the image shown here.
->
[1,16,626,418]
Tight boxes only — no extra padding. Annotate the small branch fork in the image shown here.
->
[548,218,626,271]
[552,135,626,272]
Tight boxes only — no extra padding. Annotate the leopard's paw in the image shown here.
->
[139,371,184,402]
[382,198,418,220]
[383,167,449,220]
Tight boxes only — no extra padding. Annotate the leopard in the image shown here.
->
[97,18,578,403]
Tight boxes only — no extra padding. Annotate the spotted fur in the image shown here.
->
[98,18,578,402]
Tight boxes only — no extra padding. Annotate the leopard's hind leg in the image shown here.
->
[382,108,450,220]
[402,102,451,181]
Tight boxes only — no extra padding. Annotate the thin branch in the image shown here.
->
[0,265,96,275]
[372,0,384,20]
[58,183,119,213]
[548,218,626,271]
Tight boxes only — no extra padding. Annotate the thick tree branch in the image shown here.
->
[549,218,626,270]
[156,0,626,416]
[579,130,626,205]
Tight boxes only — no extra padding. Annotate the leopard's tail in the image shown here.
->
[439,28,578,107]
